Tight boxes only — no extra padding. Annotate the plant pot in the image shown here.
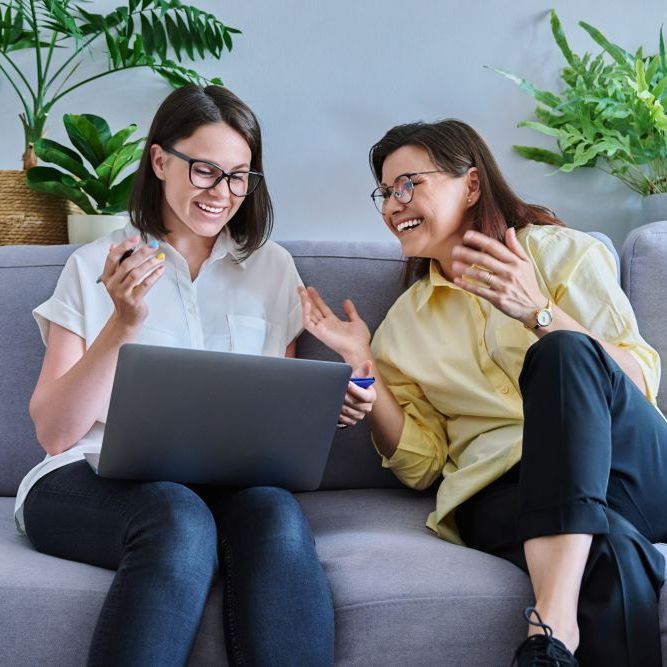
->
[641,193,667,224]
[67,214,130,244]
[0,170,79,245]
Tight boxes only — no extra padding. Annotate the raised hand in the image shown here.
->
[98,236,165,330]
[298,286,371,362]
[451,228,549,325]
[337,360,377,428]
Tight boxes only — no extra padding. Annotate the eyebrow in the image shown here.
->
[379,172,414,187]
[199,158,251,171]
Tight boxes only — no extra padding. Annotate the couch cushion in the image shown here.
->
[4,492,667,666]
[621,221,667,415]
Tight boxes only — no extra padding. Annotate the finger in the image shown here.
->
[451,245,510,276]
[504,227,529,260]
[345,382,374,402]
[352,360,373,378]
[306,286,336,318]
[117,242,160,279]
[342,299,361,322]
[122,254,166,289]
[299,288,324,325]
[101,236,140,283]
[462,230,516,264]
[452,261,502,290]
[337,414,357,427]
[453,274,498,302]
[340,404,366,421]
[134,263,165,294]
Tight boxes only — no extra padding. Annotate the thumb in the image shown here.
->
[353,360,373,378]
[343,299,361,321]
[505,226,528,260]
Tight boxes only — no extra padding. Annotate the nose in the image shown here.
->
[207,176,233,199]
[383,192,404,218]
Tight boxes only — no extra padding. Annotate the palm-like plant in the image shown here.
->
[0,0,240,169]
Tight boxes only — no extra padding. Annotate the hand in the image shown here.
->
[99,236,165,330]
[298,286,371,364]
[451,228,548,325]
[337,360,377,428]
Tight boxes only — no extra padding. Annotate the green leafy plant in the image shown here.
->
[27,113,143,214]
[491,10,667,195]
[0,0,240,169]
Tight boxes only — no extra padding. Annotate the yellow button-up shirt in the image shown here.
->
[370,224,661,545]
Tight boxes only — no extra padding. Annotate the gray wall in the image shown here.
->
[1,1,665,249]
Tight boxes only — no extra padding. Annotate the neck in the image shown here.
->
[432,220,474,282]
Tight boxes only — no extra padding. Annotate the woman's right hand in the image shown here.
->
[99,236,165,330]
[298,286,371,363]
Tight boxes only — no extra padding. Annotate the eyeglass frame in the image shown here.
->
[370,170,449,213]
[161,146,264,197]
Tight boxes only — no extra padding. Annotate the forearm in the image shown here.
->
[30,317,137,455]
[343,347,405,459]
[531,305,647,395]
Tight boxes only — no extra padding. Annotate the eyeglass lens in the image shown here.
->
[190,162,261,196]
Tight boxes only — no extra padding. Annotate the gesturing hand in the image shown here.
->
[337,360,377,428]
[99,236,165,330]
[298,286,371,362]
[451,228,548,325]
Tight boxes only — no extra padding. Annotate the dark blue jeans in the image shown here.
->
[23,461,334,666]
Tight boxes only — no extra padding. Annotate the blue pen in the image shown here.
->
[350,377,376,389]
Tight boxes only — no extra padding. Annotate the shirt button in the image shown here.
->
[500,385,510,395]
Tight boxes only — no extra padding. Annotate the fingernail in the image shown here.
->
[156,252,166,261]
[148,240,159,249]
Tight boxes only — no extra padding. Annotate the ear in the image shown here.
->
[149,144,167,181]
[465,167,481,206]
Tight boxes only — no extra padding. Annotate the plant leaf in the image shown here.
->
[33,138,93,180]
[26,167,96,214]
[513,145,566,166]
[63,114,110,168]
[488,67,561,108]
[579,21,633,70]
[105,124,139,155]
[102,171,137,213]
[549,10,576,67]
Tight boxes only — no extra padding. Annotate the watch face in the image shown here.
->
[537,309,552,327]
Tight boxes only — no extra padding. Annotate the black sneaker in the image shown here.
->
[512,607,578,666]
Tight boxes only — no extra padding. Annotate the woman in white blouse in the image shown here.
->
[18,85,375,667]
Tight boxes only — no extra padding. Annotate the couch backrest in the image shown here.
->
[0,231,633,496]
[622,221,667,415]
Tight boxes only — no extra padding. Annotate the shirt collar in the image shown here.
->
[415,259,464,311]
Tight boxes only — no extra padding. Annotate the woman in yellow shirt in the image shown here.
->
[300,119,667,666]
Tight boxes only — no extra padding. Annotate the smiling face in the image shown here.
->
[379,144,477,261]
[150,121,252,240]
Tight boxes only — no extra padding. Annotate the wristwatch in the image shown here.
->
[525,299,553,330]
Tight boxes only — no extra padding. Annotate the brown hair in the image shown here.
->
[129,85,272,261]
[369,119,565,284]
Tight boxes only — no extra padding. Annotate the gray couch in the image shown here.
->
[2,222,667,666]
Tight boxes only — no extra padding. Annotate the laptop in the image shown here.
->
[84,343,352,491]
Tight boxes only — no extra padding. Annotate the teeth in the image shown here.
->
[396,218,423,232]
[196,202,223,213]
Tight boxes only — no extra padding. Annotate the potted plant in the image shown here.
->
[492,10,667,224]
[27,113,144,243]
[0,0,240,244]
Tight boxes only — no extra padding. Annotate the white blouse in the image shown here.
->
[15,223,304,532]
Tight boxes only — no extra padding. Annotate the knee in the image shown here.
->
[520,331,599,388]
[227,487,314,549]
[130,484,218,572]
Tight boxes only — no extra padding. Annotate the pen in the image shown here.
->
[96,247,136,284]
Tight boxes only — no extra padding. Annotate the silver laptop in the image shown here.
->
[84,343,352,491]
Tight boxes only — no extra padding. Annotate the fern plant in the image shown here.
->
[0,0,240,169]
[492,10,667,195]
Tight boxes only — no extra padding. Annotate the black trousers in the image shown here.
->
[456,331,667,667]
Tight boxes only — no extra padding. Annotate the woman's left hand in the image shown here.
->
[451,227,548,325]
[337,360,377,428]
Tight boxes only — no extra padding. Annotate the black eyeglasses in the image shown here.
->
[162,146,263,197]
[370,170,448,213]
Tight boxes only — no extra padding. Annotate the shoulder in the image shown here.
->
[375,277,429,337]
[518,224,615,277]
[242,240,299,273]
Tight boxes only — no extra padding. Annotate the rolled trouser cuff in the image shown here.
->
[518,500,609,542]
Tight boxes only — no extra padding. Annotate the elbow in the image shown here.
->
[30,399,73,457]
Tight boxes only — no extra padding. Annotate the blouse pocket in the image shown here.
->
[227,314,282,356]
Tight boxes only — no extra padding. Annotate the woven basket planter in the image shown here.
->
[0,170,79,246]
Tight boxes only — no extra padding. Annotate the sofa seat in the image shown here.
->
[3,490,666,666]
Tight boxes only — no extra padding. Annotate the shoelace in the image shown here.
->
[512,607,576,666]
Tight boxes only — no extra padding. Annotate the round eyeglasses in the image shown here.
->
[163,146,263,197]
[370,170,448,214]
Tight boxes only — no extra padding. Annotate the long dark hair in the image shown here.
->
[129,85,272,261]
[369,119,565,284]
